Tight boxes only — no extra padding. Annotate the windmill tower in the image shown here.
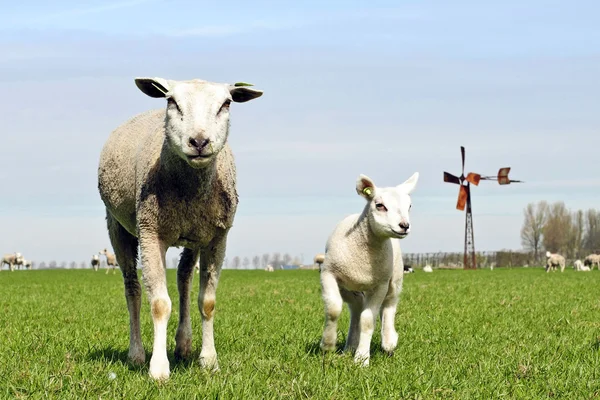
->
[443,146,523,269]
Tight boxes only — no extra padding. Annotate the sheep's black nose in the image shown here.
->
[189,138,210,152]
[399,222,410,230]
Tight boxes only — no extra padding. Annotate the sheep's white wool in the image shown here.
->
[319,172,418,366]
[545,251,566,273]
[423,265,433,273]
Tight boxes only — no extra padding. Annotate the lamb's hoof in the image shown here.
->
[382,332,398,355]
[199,353,219,372]
[320,339,336,352]
[149,355,170,381]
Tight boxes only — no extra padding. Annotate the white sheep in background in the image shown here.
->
[314,253,325,270]
[21,259,32,270]
[264,264,274,272]
[545,251,566,273]
[97,77,263,380]
[319,172,418,366]
[423,264,433,273]
[91,254,100,271]
[584,254,600,271]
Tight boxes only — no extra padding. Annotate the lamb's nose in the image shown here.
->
[189,138,210,152]
[399,222,410,230]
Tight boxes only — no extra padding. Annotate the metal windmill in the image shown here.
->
[443,146,523,269]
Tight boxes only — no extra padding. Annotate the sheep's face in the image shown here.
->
[356,172,419,239]
[135,77,263,169]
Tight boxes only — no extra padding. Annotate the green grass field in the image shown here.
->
[1,268,600,399]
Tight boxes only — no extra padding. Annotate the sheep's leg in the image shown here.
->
[174,248,200,361]
[138,233,171,380]
[197,234,227,371]
[380,285,402,356]
[354,286,388,366]
[106,214,144,366]
[340,288,363,353]
[320,271,343,352]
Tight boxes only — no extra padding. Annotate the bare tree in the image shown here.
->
[39,262,46,269]
[70,261,78,269]
[242,257,250,269]
[543,201,572,254]
[272,253,282,269]
[223,257,229,269]
[520,201,548,263]
[252,255,260,269]
[568,210,585,259]
[283,253,292,265]
[584,209,600,252]
[261,253,270,268]
[232,256,241,269]
[49,261,57,269]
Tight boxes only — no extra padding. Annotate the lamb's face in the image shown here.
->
[134,77,263,170]
[356,173,419,240]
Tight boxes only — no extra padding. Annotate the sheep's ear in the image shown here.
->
[356,174,376,200]
[229,82,263,103]
[397,172,419,194]
[135,77,171,98]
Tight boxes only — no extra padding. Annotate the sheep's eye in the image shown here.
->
[167,97,182,114]
[218,99,231,114]
[376,203,387,212]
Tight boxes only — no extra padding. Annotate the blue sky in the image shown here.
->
[1,0,599,265]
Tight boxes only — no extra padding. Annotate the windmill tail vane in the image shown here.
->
[443,145,523,269]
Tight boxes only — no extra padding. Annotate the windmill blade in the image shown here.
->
[465,172,481,186]
[444,171,461,185]
[460,146,465,176]
[456,185,468,211]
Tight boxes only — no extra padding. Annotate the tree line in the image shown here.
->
[520,201,600,262]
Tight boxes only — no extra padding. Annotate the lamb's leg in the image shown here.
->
[106,213,144,366]
[197,234,227,371]
[320,270,343,352]
[380,283,402,356]
[174,248,199,361]
[354,286,388,366]
[340,288,363,353]
[138,233,171,380]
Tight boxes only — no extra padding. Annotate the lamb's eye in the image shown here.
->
[376,203,387,212]
[218,99,231,114]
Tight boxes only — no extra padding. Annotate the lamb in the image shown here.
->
[319,172,418,366]
[314,253,325,270]
[584,254,600,271]
[545,251,566,273]
[97,76,263,380]
[91,254,100,271]
[99,248,118,274]
[403,264,414,273]
[423,264,433,273]
[574,259,590,271]
[265,264,274,272]
[1,252,23,272]
[21,259,32,270]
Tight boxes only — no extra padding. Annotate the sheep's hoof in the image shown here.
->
[149,355,170,381]
[174,339,192,361]
[128,349,146,366]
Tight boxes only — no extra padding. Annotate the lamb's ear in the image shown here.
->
[398,172,419,194]
[356,174,376,200]
[229,82,264,103]
[134,77,171,98]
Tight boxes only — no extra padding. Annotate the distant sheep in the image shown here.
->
[99,248,118,274]
[584,254,600,271]
[423,264,433,273]
[314,254,325,270]
[403,264,414,274]
[545,251,566,273]
[1,253,23,272]
[91,254,100,271]
[319,172,418,366]
[265,265,274,272]
[574,259,590,272]
[21,259,32,270]
[97,76,263,380]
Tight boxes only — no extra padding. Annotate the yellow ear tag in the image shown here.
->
[363,187,373,196]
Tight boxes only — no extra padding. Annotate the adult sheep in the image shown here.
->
[1,253,22,272]
[314,253,325,270]
[97,77,263,380]
[100,248,118,274]
[91,254,100,271]
[584,254,600,271]
[545,251,565,273]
